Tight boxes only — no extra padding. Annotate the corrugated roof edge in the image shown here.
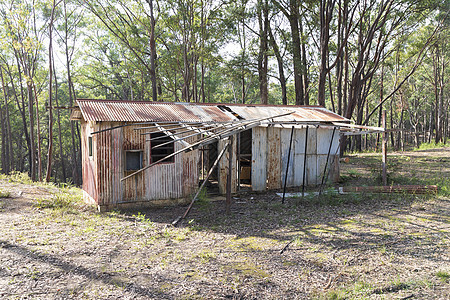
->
[75,99,326,109]
[74,99,350,123]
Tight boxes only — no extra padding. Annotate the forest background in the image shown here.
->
[0,0,448,184]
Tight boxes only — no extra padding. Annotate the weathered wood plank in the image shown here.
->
[252,127,267,191]
[218,136,237,194]
[267,127,281,189]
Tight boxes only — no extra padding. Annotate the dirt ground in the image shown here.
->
[0,148,449,299]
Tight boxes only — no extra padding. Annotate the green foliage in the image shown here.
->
[414,142,450,151]
[195,188,211,211]
[0,189,11,198]
[436,270,450,283]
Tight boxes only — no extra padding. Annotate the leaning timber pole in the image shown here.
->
[382,110,387,186]
[226,135,234,214]
[282,126,295,204]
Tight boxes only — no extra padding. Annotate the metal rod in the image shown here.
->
[92,121,201,135]
[92,120,244,135]
[151,116,274,149]
[382,110,387,186]
[149,122,236,148]
[226,136,234,214]
[282,126,295,204]
[322,134,342,190]
[319,127,337,195]
[141,124,216,138]
[135,119,258,132]
[302,126,309,197]
[172,141,230,226]
[121,111,295,182]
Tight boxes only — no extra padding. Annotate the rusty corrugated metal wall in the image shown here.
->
[81,121,98,202]
[82,122,199,208]
[251,126,340,191]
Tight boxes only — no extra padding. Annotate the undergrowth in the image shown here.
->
[413,141,450,151]
[0,189,11,198]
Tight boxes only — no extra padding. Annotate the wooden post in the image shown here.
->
[237,131,241,192]
[382,110,387,186]
[226,135,233,214]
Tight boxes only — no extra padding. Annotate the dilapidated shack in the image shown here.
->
[71,99,350,211]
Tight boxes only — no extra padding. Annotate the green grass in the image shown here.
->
[33,188,85,213]
[436,270,450,283]
[0,171,34,184]
[0,189,11,198]
[413,141,450,151]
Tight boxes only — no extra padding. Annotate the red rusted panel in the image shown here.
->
[76,99,348,123]
[77,99,233,123]
[81,121,98,203]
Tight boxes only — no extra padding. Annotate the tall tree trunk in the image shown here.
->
[268,24,287,105]
[0,69,5,173]
[289,0,304,105]
[299,15,309,104]
[8,56,31,172]
[257,0,269,104]
[146,0,158,102]
[63,0,80,185]
[53,59,66,181]
[45,0,56,182]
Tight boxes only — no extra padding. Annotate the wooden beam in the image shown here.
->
[332,122,384,132]
[342,185,438,194]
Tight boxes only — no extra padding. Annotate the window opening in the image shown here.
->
[151,132,174,163]
[88,136,93,157]
[126,151,143,171]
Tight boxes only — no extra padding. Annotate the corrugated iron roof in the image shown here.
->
[75,100,234,122]
[73,99,349,123]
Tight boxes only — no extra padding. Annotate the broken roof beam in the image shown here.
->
[149,122,238,149]
[154,123,192,149]
[332,122,384,132]
[121,111,295,182]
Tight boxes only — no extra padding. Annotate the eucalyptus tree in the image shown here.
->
[0,0,48,180]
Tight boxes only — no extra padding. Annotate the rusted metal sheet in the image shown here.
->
[77,99,348,123]
[77,99,233,122]
[251,127,267,191]
[280,128,295,187]
[226,105,348,123]
[121,124,145,202]
[81,121,98,202]
[266,127,281,189]
[317,127,339,155]
[292,128,306,186]
[306,155,318,185]
[145,128,199,201]
[84,121,200,207]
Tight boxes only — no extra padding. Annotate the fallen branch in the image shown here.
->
[341,185,438,194]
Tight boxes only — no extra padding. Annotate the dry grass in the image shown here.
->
[0,148,449,299]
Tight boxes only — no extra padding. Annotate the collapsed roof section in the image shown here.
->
[70,99,350,124]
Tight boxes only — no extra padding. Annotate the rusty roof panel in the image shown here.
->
[77,100,234,122]
[76,99,348,123]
